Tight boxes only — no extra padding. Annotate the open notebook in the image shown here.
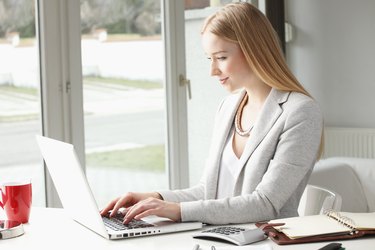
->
[256,210,375,245]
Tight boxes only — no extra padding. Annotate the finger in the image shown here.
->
[124,199,155,223]
[111,196,130,217]
[100,198,120,216]
[123,204,143,223]
[122,205,132,215]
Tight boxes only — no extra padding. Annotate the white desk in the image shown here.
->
[2,207,374,250]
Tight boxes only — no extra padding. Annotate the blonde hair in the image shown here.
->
[202,2,309,96]
[202,2,324,158]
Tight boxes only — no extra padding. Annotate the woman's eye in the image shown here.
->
[206,56,226,61]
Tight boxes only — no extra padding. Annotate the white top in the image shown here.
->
[217,129,244,199]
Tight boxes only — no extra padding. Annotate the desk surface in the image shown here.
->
[1,207,374,250]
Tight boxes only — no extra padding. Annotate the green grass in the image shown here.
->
[86,144,165,172]
[84,76,162,90]
[0,37,36,47]
[0,84,38,96]
[81,33,161,42]
[103,34,161,42]
[0,77,161,96]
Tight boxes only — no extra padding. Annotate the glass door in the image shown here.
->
[80,0,167,207]
[0,0,45,207]
[184,1,227,186]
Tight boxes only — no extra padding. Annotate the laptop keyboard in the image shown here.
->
[102,213,154,231]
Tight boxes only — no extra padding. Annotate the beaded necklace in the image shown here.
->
[234,93,253,137]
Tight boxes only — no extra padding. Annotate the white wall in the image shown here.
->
[285,0,375,127]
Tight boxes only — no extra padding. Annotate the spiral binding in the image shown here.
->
[323,209,358,234]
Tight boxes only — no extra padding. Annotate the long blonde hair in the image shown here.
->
[202,2,324,158]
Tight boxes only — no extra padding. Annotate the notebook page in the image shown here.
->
[338,212,375,230]
[270,215,351,239]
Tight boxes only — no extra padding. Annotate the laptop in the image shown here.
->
[36,135,202,240]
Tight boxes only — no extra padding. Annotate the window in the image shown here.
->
[0,0,190,208]
[0,0,45,206]
[80,0,181,207]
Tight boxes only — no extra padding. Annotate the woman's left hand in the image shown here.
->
[123,197,181,224]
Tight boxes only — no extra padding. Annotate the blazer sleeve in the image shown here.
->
[179,98,323,224]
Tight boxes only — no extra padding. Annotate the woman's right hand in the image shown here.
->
[100,192,162,218]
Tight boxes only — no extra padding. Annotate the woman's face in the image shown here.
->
[202,31,254,92]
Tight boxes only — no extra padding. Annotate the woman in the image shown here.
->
[101,2,323,225]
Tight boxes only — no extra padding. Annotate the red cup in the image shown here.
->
[0,181,32,223]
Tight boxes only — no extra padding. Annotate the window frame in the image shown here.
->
[162,0,190,190]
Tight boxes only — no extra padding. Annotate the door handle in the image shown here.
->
[179,74,192,100]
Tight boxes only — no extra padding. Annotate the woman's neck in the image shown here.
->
[244,82,272,107]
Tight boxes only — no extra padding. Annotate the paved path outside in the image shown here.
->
[0,81,166,207]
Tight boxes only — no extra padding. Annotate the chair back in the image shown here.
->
[298,184,342,216]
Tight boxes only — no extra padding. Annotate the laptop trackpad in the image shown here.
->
[142,215,175,226]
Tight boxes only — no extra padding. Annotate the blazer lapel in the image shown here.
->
[236,89,290,178]
[212,90,246,158]
[206,90,245,199]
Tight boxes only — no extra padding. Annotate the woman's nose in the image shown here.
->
[210,62,220,76]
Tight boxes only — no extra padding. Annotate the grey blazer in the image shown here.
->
[159,88,323,224]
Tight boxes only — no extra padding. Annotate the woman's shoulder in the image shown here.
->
[279,90,320,112]
[279,90,323,124]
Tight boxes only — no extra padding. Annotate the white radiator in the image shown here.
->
[323,127,375,159]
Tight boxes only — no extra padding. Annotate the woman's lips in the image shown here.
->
[220,77,229,84]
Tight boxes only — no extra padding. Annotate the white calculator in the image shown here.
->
[193,226,267,246]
